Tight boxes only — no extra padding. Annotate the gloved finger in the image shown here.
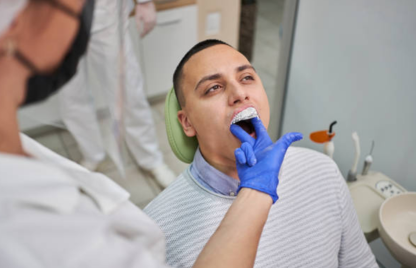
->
[250,117,270,141]
[230,124,255,146]
[234,148,247,165]
[241,142,257,167]
[275,132,303,151]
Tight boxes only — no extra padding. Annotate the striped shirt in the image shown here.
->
[144,147,378,268]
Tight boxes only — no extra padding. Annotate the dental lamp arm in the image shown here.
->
[347,132,361,182]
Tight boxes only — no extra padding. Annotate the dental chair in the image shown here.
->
[164,87,198,163]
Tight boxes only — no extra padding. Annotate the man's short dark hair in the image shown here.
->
[173,39,231,107]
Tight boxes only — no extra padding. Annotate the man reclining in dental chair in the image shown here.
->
[144,39,378,268]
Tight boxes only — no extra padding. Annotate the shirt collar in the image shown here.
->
[190,148,239,196]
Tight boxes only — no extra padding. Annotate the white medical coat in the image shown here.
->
[57,0,163,169]
[0,134,169,268]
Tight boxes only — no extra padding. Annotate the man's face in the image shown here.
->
[178,44,270,167]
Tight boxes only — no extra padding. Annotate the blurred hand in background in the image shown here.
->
[134,1,156,37]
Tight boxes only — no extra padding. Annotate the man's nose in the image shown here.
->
[228,83,249,105]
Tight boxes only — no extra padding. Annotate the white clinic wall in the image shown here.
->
[282,0,416,190]
[281,1,416,266]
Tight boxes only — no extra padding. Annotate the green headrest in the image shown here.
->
[164,88,198,163]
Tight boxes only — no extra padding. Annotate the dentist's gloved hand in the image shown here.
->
[230,117,303,203]
[135,1,156,37]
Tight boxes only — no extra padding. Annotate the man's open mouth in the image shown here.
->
[231,107,258,136]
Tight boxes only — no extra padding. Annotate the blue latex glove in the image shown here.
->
[230,117,303,203]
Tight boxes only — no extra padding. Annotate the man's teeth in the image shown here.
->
[231,107,259,124]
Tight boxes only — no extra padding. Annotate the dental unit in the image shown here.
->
[309,123,415,265]
[344,132,414,266]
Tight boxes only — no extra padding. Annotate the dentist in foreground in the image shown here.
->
[0,0,301,267]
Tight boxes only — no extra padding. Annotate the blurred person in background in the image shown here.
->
[58,0,176,188]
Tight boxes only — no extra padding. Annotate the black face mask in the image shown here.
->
[20,0,95,106]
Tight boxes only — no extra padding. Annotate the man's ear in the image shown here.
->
[177,110,196,137]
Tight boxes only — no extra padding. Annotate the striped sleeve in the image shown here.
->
[337,169,379,268]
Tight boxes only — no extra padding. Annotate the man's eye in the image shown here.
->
[205,85,221,95]
[242,76,254,81]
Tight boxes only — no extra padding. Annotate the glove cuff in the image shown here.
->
[237,184,279,204]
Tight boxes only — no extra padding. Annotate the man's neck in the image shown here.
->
[0,56,30,156]
[199,149,239,180]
